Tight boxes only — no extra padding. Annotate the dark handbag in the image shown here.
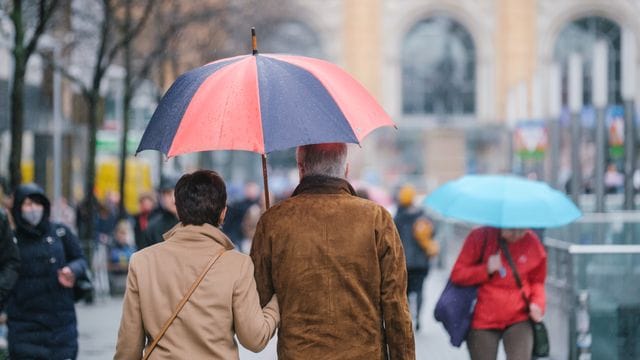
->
[499,239,550,358]
[434,280,479,347]
[434,229,488,347]
[531,320,550,357]
[73,269,95,303]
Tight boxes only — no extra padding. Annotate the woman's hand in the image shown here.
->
[57,266,76,288]
[529,303,543,322]
[487,251,503,275]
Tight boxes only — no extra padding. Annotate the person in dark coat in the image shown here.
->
[139,176,179,249]
[6,183,88,360]
[222,182,260,248]
[0,209,19,309]
[133,192,157,250]
[394,184,436,331]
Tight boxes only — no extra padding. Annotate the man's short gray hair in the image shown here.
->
[296,143,348,178]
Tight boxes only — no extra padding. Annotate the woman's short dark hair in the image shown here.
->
[174,170,227,227]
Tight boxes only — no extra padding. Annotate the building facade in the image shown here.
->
[2,0,640,201]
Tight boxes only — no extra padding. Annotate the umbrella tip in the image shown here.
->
[251,27,258,55]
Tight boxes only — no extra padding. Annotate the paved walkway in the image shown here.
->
[77,267,480,359]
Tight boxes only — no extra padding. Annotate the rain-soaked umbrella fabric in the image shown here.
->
[423,175,582,228]
[137,54,394,157]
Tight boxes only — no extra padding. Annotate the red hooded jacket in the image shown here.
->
[450,227,547,330]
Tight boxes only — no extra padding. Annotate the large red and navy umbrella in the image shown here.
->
[137,30,395,207]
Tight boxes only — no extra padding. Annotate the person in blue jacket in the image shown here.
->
[6,183,87,360]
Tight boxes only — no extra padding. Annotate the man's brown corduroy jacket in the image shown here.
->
[251,175,415,359]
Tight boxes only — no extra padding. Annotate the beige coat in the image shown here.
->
[251,175,415,359]
[114,223,279,360]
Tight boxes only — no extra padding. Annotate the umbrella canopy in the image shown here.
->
[136,53,394,157]
[423,175,582,228]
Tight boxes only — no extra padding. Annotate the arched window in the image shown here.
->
[402,16,476,116]
[260,20,323,58]
[554,16,622,105]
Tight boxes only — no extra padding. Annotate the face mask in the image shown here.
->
[22,208,44,226]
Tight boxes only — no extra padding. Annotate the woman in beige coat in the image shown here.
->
[114,170,279,359]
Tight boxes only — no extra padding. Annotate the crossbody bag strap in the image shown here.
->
[498,239,531,309]
[142,249,226,360]
[477,228,489,264]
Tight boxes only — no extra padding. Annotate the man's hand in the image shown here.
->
[530,303,544,322]
[57,266,76,288]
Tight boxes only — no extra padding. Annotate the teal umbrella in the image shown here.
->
[423,175,582,228]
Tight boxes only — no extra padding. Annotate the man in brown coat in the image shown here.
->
[251,143,415,359]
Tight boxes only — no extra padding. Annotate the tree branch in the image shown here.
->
[37,48,90,97]
[24,0,59,61]
[103,0,153,70]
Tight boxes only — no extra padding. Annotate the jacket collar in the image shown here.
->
[163,223,235,250]
[291,175,357,197]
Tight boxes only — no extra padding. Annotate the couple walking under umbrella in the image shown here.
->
[115,31,416,360]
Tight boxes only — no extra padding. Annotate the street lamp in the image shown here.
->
[622,29,637,210]
[568,53,583,204]
[593,40,608,212]
[548,63,562,189]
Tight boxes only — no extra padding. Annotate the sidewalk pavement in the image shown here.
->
[77,267,476,359]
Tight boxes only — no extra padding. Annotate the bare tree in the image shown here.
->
[53,0,153,251]
[116,0,227,218]
[5,0,60,191]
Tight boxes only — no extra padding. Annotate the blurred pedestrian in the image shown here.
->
[0,208,19,310]
[7,183,88,360]
[223,182,260,248]
[92,198,118,298]
[108,220,135,295]
[140,176,179,250]
[51,197,77,234]
[251,143,415,359]
[115,170,279,359]
[239,193,269,254]
[451,227,546,360]
[394,184,438,331]
[604,163,624,194]
[0,208,19,355]
[133,192,157,250]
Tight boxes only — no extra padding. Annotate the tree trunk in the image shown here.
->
[81,90,99,262]
[9,59,26,191]
[9,2,26,191]
[118,65,132,219]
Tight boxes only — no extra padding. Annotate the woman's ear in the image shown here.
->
[219,206,227,225]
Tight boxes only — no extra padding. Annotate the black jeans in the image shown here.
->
[407,268,429,328]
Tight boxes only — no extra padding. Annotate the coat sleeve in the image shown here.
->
[377,208,416,360]
[58,225,88,278]
[250,219,274,307]
[232,256,280,352]
[450,228,491,286]
[114,254,146,359]
[528,238,547,313]
[0,213,19,306]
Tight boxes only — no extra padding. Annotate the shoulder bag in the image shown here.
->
[434,228,488,347]
[142,249,226,360]
[498,239,550,358]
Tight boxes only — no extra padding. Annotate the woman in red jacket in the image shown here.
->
[451,227,546,360]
